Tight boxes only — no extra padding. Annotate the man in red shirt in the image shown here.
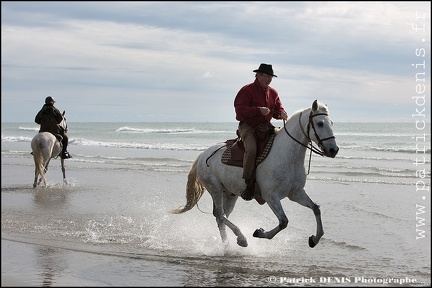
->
[234,63,288,200]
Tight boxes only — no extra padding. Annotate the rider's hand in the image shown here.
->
[280,111,288,120]
[260,107,271,116]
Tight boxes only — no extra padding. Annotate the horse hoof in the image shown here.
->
[237,237,248,247]
[309,235,317,248]
[253,228,265,238]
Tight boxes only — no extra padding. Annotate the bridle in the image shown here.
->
[283,110,335,173]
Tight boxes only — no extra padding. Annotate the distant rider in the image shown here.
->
[35,96,72,159]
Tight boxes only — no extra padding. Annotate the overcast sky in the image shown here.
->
[1,1,430,122]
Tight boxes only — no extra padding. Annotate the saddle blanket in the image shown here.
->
[221,134,275,167]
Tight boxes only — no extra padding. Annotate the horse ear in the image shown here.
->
[312,100,318,111]
[62,110,65,116]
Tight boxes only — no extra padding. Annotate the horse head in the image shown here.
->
[307,100,339,158]
[60,110,68,133]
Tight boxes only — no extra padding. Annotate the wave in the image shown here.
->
[116,127,195,134]
[115,126,231,134]
[347,204,406,221]
[308,176,416,186]
[1,135,213,151]
[72,138,210,151]
[335,132,420,137]
[314,163,430,178]
[324,238,366,251]
[369,146,431,154]
[330,155,417,162]
[19,126,39,131]
[17,126,425,138]
[340,145,431,154]
[1,136,32,142]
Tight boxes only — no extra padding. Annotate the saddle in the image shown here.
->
[221,122,275,168]
[53,133,63,142]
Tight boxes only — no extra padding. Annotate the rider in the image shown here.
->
[234,63,288,201]
[35,96,72,159]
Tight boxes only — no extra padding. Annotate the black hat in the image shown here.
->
[253,63,277,77]
[45,96,55,104]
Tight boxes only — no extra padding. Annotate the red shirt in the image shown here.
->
[234,78,286,126]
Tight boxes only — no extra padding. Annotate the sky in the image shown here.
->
[1,1,430,123]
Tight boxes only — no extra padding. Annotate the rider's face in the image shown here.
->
[257,73,273,88]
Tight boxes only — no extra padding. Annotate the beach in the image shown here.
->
[1,122,431,286]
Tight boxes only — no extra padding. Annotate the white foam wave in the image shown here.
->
[73,138,208,151]
[115,126,230,134]
[1,136,32,142]
[335,132,419,137]
[19,126,39,131]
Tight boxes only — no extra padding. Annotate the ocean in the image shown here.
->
[2,121,429,184]
[1,121,431,286]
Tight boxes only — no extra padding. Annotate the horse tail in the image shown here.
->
[32,137,47,185]
[170,155,205,214]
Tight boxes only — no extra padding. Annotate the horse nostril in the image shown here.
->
[329,147,339,157]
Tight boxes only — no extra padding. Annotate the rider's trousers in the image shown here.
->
[237,122,257,180]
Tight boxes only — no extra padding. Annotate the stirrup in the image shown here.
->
[241,185,254,201]
[62,152,72,159]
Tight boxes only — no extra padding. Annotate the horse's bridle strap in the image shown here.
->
[308,112,335,149]
[284,111,324,157]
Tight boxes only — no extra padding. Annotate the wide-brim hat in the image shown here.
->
[253,63,277,77]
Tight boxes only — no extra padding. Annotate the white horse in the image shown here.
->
[171,100,339,248]
[31,111,68,188]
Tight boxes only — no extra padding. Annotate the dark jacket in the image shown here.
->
[35,104,64,135]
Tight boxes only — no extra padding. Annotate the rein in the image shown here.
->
[283,110,335,174]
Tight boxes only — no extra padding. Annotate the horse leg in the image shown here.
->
[289,188,324,248]
[33,166,39,188]
[214,203,228,244]
[61,158,67,185]
[223,191,238,218]
[34,158,47,188]
[33,157,41,188]
[38,159,51,187]
[219,191,241,247]
[253,196,288,239]
[210,186,247,247]
[32,147,45,188]
[37,173,46,187]
[220,216,248,247]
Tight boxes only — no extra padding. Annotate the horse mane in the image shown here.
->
[288,101,329,121]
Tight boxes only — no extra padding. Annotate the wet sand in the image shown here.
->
[2,149,431,287]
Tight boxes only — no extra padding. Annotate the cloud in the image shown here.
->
[1,1,430,122]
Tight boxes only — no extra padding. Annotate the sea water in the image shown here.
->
[2,121,429,184]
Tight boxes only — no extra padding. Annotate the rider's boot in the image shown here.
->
[61,151,72,159]
[241,178,255,201]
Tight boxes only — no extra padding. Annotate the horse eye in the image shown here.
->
[317,121,324,127]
